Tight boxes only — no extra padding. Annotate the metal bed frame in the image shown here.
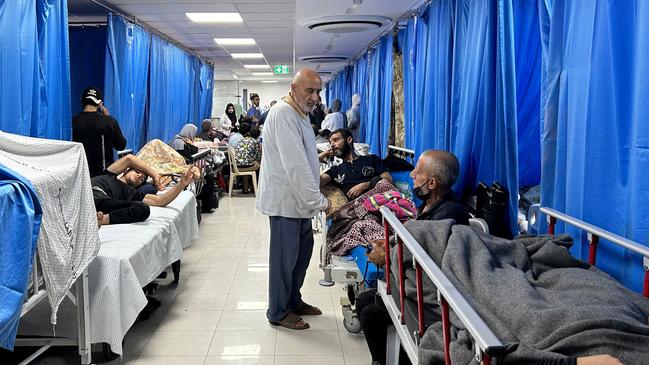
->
[14,253,92,365]
[379,204,649,365]
[379,206,505,365]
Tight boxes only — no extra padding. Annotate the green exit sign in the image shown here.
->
[274,65,290,74]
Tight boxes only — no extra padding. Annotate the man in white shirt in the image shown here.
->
[256,69,329,330]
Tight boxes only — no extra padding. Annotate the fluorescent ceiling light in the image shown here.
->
[244,65,270,69]
[231,53,264,59]
[261,80,279,83]
[186,13,243,23]
[215,38,256,45]
[252,72,274,76]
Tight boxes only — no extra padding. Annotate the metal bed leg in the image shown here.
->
[440,295,451,365]
[385,325,401,365]
[587,233,599,265]
[172,260,181,284]
[643,257,649,298]
[75,269,92,365]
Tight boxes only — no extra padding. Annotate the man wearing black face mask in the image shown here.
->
[319,129,392,199]
[355,149,469,365]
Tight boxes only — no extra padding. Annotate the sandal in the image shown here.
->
[270,312,310,330]
[293,302,322,316]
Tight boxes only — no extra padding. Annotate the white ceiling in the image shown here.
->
[67,0,423,81]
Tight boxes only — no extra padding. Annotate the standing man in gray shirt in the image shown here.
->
[256,69,329,330]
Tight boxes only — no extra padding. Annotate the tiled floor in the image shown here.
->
[19,195,371,365]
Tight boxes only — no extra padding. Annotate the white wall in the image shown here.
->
[241,81,291,112]
[211,80,240,119]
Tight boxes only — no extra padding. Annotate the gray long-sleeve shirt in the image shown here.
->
[255,98,328,218]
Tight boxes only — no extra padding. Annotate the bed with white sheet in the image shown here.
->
[19,190,199,355]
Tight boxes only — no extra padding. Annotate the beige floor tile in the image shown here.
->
[299,311,338,331]
[171,293,227,311]
[274,355,345,365]
[157,309,222,331]
[229,279,268,293]
[344,355,373,365]
[216,310,274,331]
[238,256,269,269]
[178,279,232,296]
[339,331,371,356]
[275,330,342,356]
[195,254,241,268]
[300,293,335,313]
[132,356,206,365]
[233,266,268,281]
[204,356,274,365]
[208,330,276,356]
[188,265,236,281]
[223,292,268,311]
[140,331,214,356]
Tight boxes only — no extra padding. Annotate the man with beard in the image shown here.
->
[319,129,392,199]
[256,68,330,330]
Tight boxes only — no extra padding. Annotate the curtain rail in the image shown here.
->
[89,0,211,66]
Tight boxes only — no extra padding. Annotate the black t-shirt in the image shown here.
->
[72,111,127,177]
[91,172,146,202]
[416,192,470,226]
[325,154,387,196]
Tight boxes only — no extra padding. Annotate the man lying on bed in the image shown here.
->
[92,154,193,226]
[355,149,471,365]
[319,128,392,199]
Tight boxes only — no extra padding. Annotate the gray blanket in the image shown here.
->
[391,220,649,365]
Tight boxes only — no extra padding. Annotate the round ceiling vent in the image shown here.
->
[299,55,348,63]
[302,15,392,34]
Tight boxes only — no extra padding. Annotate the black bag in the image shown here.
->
[475,181,512,239]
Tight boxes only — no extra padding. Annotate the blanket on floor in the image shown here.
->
[393,220,649,365]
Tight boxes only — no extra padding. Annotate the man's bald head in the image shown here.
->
[419,150,460,192]
[291,68,322,113]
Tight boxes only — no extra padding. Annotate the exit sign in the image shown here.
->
[274,65,290,74]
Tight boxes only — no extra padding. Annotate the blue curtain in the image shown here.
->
[351,55,368,143]
[0,0,70,140]
[198,61,214,120]
[0,0,39,138]
[69,26,106,117]
[36,0,72,140]
[364,44,382,155]
[540,0,649,293]
[105,14,151,151]
[513,0,542,188]
[146,35,195,143]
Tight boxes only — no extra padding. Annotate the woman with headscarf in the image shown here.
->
[218,103,237,139]
[346,93,361,142]
[321,99,347,132]
[168,123,217,213]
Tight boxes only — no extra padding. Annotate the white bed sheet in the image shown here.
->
[19,191,199,355]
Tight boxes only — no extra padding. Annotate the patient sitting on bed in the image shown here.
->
[92,154,193,225]
[319,128,392,199]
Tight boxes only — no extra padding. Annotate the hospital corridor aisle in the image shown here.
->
[89,196,371,365]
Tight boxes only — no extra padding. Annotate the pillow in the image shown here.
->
[320,184,348,218]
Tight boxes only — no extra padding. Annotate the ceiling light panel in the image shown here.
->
[186,13,243,23]
[215,38,256,45]
[231,53,264,59]
[244,65,270,69]
[252,72,274,76]
[261,80,279,83]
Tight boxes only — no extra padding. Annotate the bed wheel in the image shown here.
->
[343,315,361,333]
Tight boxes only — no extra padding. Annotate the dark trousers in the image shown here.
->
[357,290,411,365]
[95,198,150,225]
[267,216,314,322]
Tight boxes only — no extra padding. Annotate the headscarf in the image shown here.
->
[225,103,237,122]
[352,94,361,107]
[169,123,197,150]
[330,99,342,113]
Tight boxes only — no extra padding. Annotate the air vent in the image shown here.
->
[299,55,348,63]
[317,71,333,75]
[302,15,391,34]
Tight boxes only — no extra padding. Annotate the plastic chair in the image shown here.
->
[226,145,257,198]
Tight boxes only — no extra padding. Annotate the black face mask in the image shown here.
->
[413,179,432,201]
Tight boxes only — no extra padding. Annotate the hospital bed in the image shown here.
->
[377,205,649,365]
[314,145,416,332]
